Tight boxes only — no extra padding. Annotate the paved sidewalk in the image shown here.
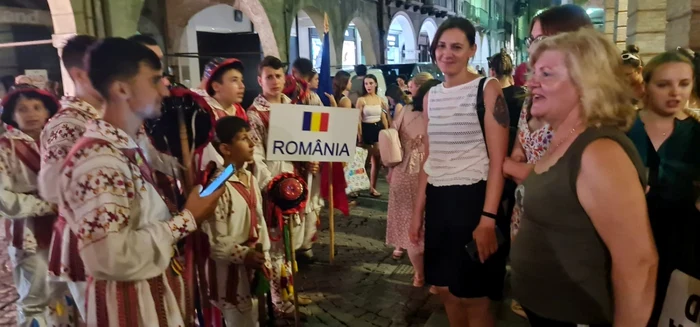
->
[278,180,530,326]
[0,178,531,326]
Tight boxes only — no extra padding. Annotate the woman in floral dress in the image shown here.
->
[386,79,440,287]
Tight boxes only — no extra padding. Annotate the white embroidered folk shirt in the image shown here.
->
[0,127,54,252]
[40,97,180,283]
[58,119,197,326]
[201,168,271,310]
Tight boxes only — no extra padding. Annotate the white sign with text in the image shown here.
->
[266,104,359,162]
[659,270,700,327]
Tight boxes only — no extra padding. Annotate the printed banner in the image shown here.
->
[266,104,359,162]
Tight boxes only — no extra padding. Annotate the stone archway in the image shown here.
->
[347,17,378,65]
[291,6,338,67]
[419,17,439,44]
[167,0,279,58]
[388,11,418,63]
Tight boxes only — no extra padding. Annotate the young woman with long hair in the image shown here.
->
[627,50,700,325]
[356,74,389,197]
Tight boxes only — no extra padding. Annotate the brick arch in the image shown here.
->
[167,0,279,57]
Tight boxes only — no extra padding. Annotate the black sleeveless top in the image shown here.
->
[511,126,646,324]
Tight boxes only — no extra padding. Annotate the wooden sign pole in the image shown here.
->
[329,166,335,264]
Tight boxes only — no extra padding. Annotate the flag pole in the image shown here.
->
[329,166,335,264]
[322,12,336,265]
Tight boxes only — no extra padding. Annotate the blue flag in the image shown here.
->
[317,16,333,107]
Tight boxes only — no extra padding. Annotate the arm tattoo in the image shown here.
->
[493,95,510,128]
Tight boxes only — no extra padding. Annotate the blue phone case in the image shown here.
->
[200,164,235,196]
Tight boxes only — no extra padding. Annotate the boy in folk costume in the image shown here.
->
[0,88,73,326]
[39,35,181,322]
[198,58,249,170]
[202,58,248,121]
[201,116,272,326]
[247,56,316,316]
[56,37,223,326]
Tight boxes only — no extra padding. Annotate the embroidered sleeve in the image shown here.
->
[66,144,194,280]
[205,187,250,264]
[0,144,54,219]
[39,115,85,204]
[247,111,273,190]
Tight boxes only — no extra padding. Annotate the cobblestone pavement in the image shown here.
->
[279,179,529,327]
[0,180,529,327]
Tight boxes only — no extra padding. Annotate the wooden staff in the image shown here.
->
[254,243,267,325]
[329,165,335,264]
[287,218,300,327]
[177,106,196,327]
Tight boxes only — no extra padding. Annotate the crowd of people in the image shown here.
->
[0,3,698,327]
[380,4,699,327]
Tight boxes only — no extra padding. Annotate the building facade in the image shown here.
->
[3,0,696,95]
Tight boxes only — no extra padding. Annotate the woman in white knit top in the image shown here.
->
[409,17,511,327]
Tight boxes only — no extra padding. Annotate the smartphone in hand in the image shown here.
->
[200,164,235,197]
[465,228,506,262]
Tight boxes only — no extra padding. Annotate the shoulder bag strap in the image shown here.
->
[475,77,489,157]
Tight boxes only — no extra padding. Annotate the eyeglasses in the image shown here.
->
[621,53,640,61]
[526,35,546,48]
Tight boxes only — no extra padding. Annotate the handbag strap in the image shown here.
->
[475,77,489,157]
[394,106,421,133]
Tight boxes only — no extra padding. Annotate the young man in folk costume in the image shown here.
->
[0,88,76,326]
[128,34,171,88]
[247,56,317,316]
[285,58,326,263]
[56,37,223,326]
[201,116,272,326]
[39,35,180,322]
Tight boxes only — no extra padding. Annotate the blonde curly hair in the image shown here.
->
[529,28,636,130]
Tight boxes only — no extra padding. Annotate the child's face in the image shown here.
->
[220,129,255,165]
[14,97,50,134]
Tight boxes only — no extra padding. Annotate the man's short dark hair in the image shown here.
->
[127,34,158,46]
[87,37,162,99]
[62,35,97,70]
[258,56,284,75]
[355,64,367,76]
[292,58,314,79]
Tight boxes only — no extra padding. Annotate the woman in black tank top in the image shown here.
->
[510,27,657,327]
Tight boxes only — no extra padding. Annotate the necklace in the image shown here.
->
[550,126,578,152]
